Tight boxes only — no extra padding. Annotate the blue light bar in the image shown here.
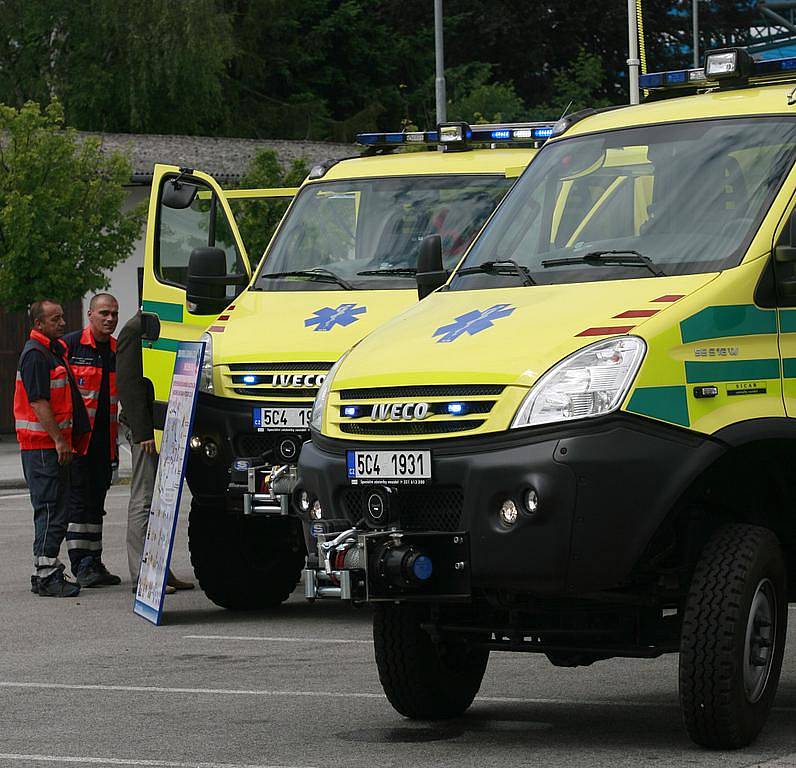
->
[356,121,556,149]
[640,51,796,93]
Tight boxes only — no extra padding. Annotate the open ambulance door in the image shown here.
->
[141,163,297,427]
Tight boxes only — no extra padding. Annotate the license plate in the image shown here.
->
[346,450,431,485]
[253,407,310,432]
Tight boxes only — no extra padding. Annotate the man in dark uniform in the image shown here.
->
[117,309,193,593]
[15,299,90,597]
[64,293,122,587]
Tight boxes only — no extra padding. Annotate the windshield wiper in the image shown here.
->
[541,250,666,277]
[455,259,536,286]
[259,268,354,290]
[356,267,417,277]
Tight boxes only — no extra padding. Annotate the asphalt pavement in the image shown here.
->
[0,482,794,768]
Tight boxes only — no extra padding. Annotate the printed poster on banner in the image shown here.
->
[134,340,204,625]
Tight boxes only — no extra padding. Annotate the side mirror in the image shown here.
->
[140,312,160,342]
[186,247,247,315]
[416,235,448,300]
[161,179,198,210]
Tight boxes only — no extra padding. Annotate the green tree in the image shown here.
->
[0,100,142,311]
[231,149,308,262]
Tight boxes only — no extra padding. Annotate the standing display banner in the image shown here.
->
[134,341,205,625]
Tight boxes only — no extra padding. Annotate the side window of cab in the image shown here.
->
[157,181,245,289]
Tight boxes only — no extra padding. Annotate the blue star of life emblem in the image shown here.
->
[433,303,515,343]
[305,303,367,332]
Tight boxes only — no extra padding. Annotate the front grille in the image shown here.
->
[228,362,333,371]
[340,486,464,531]
[234,387,318,398]
[234,433,278,457]
[339,420,484,435]
[339,384,505,400]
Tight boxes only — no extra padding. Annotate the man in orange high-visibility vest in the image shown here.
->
[14,300,90,597]
[64,293,122,588]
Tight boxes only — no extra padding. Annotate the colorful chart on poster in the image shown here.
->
[134,341,204,625]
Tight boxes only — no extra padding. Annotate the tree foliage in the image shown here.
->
[0,100,142,310]
[0,1,761,139]
[232,150,308,262]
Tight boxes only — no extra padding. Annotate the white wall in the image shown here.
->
[82,185,151,331]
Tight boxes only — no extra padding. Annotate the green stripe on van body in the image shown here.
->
[684,359,780,383]
[779,310,796,333]
[679,305,777,344]
[142,300,184,323]
[626,386,690,427]
[782,358,796,378]
[143,337,180,353]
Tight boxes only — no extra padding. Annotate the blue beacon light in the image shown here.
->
[243,375,258,384]
[447,402,465,415]
[343,406,360,418]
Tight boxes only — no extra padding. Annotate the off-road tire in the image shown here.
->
[188,500,306,610]
[679,524,787,749]
[373,603,489,719]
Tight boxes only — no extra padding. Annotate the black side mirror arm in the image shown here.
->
[416,235,449,300]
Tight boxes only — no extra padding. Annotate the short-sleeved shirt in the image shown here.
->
[19,349,52,403]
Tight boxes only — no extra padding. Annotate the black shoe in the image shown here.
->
[76,563,104,588]
[38,571,80,598]
[30,575,39,594]
[96,563,122,586]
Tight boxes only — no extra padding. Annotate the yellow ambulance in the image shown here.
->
[297,49,796,748]
[140,122,551,610]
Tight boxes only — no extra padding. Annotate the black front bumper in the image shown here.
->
[186,392,310,505]
[297,414,725,597]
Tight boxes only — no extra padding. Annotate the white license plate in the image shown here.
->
[253,407,310,432]
[346,450,431,485]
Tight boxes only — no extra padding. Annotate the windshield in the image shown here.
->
[449,118,796,290]
[253,174,514,291]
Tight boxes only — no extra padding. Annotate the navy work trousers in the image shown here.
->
[21,448,70,579]
[66,451,112,574]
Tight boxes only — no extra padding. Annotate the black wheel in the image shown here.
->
[373,603,488,719]
[188,500,306,610]
[679,524,787,749]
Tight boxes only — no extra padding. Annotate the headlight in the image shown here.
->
[199,332,213,394]
[511,336,646,428]
[310,351,350,432]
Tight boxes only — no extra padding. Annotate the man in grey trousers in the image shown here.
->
[117,310,193,594]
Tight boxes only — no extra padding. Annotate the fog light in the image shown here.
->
[204,440,218,459]
[298,490,311,513]
[499,499,519,527]
[189,436,202,451]
[310,499,323,520]
[524,488,539,514]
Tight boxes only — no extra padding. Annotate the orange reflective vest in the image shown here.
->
[14,330,75,451]
[65,326,118,461]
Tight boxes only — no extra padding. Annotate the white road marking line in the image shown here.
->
[184,634,371,644]
[0,681,793,712]
[0,754,313,768]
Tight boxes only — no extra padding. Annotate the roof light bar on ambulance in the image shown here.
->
[640,48,796,92]
[356,121,556,149]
